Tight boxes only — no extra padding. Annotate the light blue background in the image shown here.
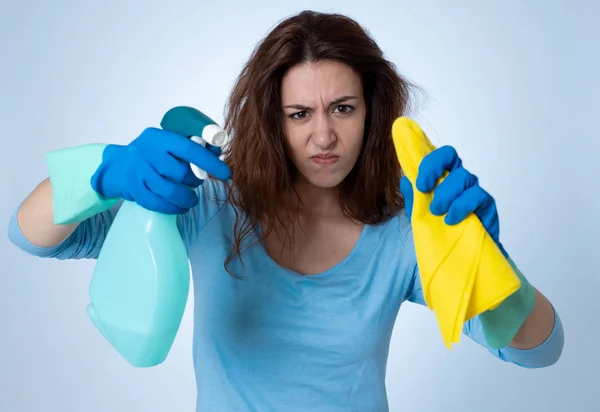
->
[1,0,597,411]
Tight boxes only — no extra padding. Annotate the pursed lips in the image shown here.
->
[311,154,339,165]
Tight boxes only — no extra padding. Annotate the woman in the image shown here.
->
[9,10,563,412]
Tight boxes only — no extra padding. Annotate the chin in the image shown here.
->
[293,160,354,189]
[305,173,347,189]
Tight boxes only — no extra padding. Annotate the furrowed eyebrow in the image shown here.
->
[283,95,358,110]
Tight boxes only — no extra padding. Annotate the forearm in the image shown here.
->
[509,287,555,349]
[17,178,79,247]
[462,260,563,368]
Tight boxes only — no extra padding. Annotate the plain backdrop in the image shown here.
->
[1,0,598,411]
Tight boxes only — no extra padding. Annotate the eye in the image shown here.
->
[289,111,308,119]
[334,104,354,114]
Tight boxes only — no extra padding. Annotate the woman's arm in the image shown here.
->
[8,177,229,261]
[405,263,564,368]
[8,177,120,260]
[509,288,556,349]
[16,178,80,247]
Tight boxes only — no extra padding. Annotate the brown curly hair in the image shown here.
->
[220,10,419,276]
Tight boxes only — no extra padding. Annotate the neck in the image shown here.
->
[261,177,351,246]
[288,177,343,218]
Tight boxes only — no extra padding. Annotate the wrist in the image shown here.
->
[103,144,127,162]
[90,144,126,199]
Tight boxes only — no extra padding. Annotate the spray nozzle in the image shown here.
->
[160,106,229,180]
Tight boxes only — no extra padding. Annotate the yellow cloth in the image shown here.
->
[392,116,521,348]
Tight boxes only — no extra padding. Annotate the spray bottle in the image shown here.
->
[86,106,228,367]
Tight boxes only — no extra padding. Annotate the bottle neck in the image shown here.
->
[120,200,179,223]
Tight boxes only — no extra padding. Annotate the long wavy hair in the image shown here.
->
[220,10,419,276]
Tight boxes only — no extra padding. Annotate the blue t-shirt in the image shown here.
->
[7,180,563,412]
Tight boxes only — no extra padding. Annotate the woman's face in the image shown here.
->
[281,60,366,189]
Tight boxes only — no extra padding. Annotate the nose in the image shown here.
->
[311,112,336,150]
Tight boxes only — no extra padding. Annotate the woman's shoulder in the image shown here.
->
[176,178,234,244]
[365,207,416,261]
[377,207,414,242]
[197,177,238,219]
[197,177,232,205]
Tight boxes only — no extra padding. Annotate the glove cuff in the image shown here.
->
[479,256,537,349]
[46,143,120,224]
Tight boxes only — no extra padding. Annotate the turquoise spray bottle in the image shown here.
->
[86,106,228,367]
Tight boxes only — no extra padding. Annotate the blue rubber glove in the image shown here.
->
[90,127,231,214]
[400,145,507,257]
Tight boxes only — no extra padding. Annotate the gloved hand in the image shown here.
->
[400,145,507,257]
[90,127,231,214]
[400,144,537,349]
